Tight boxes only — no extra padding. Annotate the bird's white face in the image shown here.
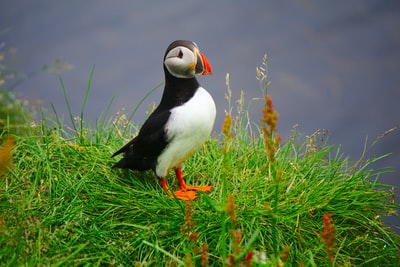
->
[164,45,212,79]
[164,46,197,78]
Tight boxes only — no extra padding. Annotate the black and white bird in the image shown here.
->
[112,40,216,200]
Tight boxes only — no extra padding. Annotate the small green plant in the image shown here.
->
[0,38,72,135]
[0,90,31,135]
[0,43,29,134]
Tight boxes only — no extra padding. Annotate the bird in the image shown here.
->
[112,40,216,201]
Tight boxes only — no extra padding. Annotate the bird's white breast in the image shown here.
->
[155,87,216,177]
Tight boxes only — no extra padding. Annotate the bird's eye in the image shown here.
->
[177,49,183,59]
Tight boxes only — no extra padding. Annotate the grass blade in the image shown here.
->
[142,240,184,265]
[59,76,77,134]
[79,65,95,141]
[124,82,163,136]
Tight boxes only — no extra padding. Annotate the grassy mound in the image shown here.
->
[0,67,399,266]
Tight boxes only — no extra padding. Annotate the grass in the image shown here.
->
[0,61,399,266]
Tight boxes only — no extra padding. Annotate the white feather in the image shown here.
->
[155,87,216,177]
[164,47,196,78]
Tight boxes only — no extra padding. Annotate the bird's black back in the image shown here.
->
[111,69,200,173]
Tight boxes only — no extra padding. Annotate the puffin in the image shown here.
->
[112,40,216,201]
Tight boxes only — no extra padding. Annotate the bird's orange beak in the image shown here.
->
[195,50,213,76]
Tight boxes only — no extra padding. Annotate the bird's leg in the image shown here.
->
[176,168,188,190]
[175,168,213,192]
[160,176,196,201]
[159,177,177,198]
[159,178,171,194]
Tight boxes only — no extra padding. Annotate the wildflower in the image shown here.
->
[200,243,209,267]
[256,54,269,84]
[225,194,236,225]
[261,95,280,162]
[321,213,336,262]
[181,200,196,240]
[261,95,278,134]
[189,232,199,242]
[280,246,290,262]
[244,251,253,266]
[222,113,233,154]
[0,135,15,176]
[233,229,241,255]
[225,73,232,103]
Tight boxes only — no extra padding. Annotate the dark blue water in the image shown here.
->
[2,1,400,230]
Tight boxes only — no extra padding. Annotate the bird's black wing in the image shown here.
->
[111,108,171,171]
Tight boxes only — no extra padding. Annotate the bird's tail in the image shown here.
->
[112,158,129,169]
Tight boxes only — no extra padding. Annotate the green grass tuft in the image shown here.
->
[0,65,399,266]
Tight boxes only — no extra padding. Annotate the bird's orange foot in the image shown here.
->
[173,190,198,201]
[185,185,213,192]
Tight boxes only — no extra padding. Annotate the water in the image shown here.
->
[2,0,399,230]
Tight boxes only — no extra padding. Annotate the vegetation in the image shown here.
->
[0,57,399,266]
[0,45,31,135]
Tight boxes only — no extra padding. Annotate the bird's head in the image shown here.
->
[163,40,212,79]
